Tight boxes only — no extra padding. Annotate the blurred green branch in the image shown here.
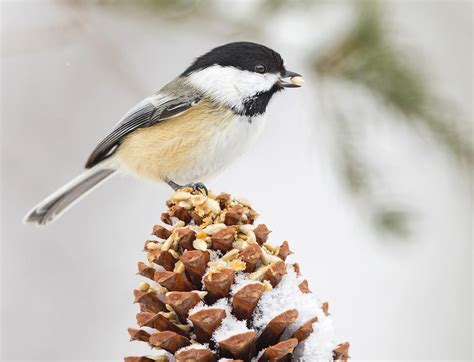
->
[332,109,413,236]
[312,0,471,235]
[314,0,473,163]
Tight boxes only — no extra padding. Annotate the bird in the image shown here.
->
[24,41,304,226]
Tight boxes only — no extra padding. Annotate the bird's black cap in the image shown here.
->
[182,41,285,76]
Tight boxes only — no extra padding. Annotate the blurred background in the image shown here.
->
[1,0,472,360]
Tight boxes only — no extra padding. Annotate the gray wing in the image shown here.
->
[85,92,201,169]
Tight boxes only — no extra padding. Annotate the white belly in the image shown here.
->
[167,114,266,183]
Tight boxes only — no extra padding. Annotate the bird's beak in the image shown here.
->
[279,70,304,88]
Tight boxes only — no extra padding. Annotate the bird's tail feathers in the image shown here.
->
[24,164,116,226]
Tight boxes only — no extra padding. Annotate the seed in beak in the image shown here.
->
[290,76,304,86]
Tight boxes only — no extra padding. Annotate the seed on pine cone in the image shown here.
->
[125,189,349,361]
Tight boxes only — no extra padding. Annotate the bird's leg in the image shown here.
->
[165,178,182,191]
[165,178,208,195]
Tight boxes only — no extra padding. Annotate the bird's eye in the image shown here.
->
[255,64,266,74]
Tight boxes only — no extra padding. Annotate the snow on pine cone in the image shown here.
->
[125,188,350,362]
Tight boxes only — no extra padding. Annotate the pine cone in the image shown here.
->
[126,188,349,361]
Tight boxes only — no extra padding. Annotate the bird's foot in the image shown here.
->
[165,178,208,195]
[185,182,208,195]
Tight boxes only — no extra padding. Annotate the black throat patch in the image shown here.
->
[235,84,281,118]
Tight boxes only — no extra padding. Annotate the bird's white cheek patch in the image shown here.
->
[187,65,279,110]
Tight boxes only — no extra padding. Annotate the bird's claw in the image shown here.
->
[165,178,208,195]
[186,182,208,195]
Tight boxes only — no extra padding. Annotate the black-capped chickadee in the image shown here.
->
[24,42,303,225]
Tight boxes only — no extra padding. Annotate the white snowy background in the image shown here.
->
[1,0,472,360]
